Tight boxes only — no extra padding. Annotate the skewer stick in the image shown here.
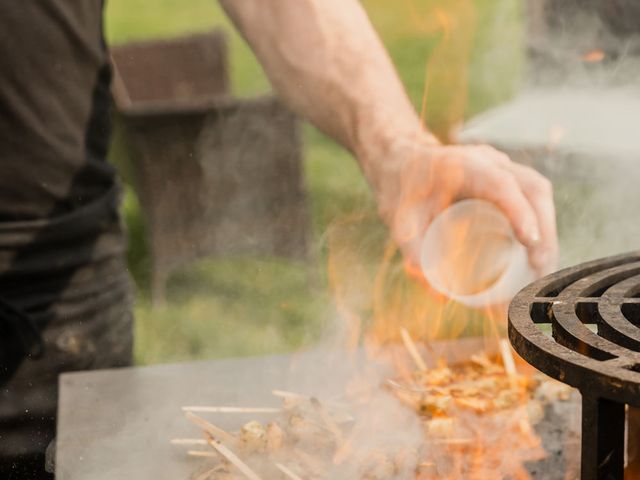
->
[432,438,473,445]
[293,448,324,474]
[274,462,304,480]
[188,450,218,458]
[519,418,532,434]
[272,390,308,409]
[332,438,353,466]
[400,328,428,371]
[272,390,306,399]
[392,390,421,410]
[310,397,343,443]
[195,465,227,480]
[385,379,447,395]
[185,411,237,445]
[171,438,207,445]
[182,406,281,414]
[206,436,263,480]
[499,339,517,377]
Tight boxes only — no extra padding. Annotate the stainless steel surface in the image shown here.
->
[56,352,320,480]
[56,341,490,480]
[56,338,581,479]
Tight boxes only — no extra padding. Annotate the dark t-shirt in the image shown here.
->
[0,0,114,221]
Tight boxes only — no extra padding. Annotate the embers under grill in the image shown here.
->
[509,251,640,480]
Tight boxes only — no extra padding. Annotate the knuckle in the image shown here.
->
[494,175,523,206]
[478,145,511,165]
[499,169,519,188]
[540,177,553,193]
[471,150,497,169]
[533,176,553,196]
[523,166,551,189]
[493,151,512,166]
[483,166,506,188]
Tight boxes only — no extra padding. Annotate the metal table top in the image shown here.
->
[55,340,489,480]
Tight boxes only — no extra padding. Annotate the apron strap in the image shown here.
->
[0,295,44,357]
[0,295,44,386]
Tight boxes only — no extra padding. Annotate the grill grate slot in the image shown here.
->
[622,303,640,324]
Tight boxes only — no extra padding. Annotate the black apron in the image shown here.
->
[0,1,129,476]
[0,186,133,479]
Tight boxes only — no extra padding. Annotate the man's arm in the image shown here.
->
[220,0,558,275]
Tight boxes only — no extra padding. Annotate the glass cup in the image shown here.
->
[420,200,536,308]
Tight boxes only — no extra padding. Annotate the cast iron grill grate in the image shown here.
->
[509,251,640,480]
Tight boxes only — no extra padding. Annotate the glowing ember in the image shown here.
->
[581,49,605,63]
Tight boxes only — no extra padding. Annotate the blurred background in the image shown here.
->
[104,0,529,365]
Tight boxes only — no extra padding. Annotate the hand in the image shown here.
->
[364,135,559,278]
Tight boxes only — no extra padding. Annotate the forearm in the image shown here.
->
[219,0,439,180]
[220,0,558,275]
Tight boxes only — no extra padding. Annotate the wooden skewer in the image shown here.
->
[499,339,517,377]
[385,379,447,395]
[518,417,532,435]
[332,437,353,466]
[272,390,307,399]
[272,390,309,409]
[188,450,218,458]
[432,438,473,445]
[274,462,304,480]
[400,328,428,371]
[309,397,344,444]
[293,448,324,474]
[194,465,226,480]
[206,436,263,480]
[182,406,281,414]
[185,411,238,446]
[171,438,207,445]
[392,390,422,410]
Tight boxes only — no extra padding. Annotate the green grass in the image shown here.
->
[105,0,524,365]
[134,257,331,364]
[105,0,270,96]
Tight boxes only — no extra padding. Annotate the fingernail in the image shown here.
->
[524,224,541,245]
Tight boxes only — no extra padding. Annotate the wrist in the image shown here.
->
[353,115,440,220]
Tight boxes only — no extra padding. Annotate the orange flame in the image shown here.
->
[324,1,552,478]
[419,0,477,142]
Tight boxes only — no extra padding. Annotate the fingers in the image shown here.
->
[391,201,436,271]
[380,142,559,283]
[509,163,559,275]
[387,143,452,272]
[460,146,560,276]
[462,151,542,249]
[391,206,422,268]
